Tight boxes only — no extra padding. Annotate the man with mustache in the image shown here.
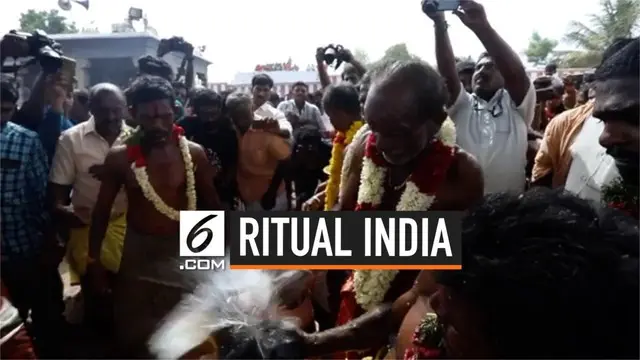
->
[589,38,639,214]
[85,75,221,357]
[531,38,637,205]
[426,0,536,194]
[251,74,293,140]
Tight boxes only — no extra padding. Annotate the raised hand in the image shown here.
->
[337,47,354,63]
[316,47,326,63]
[421,0,445,21]
[453,0,489,30]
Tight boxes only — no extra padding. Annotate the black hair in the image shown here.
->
[322,83,361,116]
[594,38,639,81]
[1,76,19,104]
[583,73,595,84]
[600,38,636,66]
[477,51,490,63]
[437,188,639,358]
[358,60,394,104]
[172,81,187,90]
[293,126,323,147]
[544,62,557,73]
[138,55,174,81]
[215,321,304,359]
[251,74,274,88]
[224,92,252,118]
[269,91,281,104]
[456,61,475,74]
[292,127,331,168]
[127,75,176,110]
[370,60,449,121]
[73,89,90,106]
[291,81,308,90]
[190,88,222,110]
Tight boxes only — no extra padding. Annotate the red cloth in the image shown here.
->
[333,272,364,359]
[1,282,37,359]
[1,324,37,359]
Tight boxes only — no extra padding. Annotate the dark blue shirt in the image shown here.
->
[37,108,73,164]
[12,107,73,166]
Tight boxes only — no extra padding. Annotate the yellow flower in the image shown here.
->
[324,120,364,211]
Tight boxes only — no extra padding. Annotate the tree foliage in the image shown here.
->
[352,48,370,65]
[561,0,640,67]
[368,43,421,69]
[19,9,78,35]
[525,31,558,65]
[380,43,417,62]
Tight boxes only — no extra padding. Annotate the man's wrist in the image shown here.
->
[434,19,448,30]
[470,21,493,35]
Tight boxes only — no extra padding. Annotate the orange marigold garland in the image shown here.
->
[324,120,364,211]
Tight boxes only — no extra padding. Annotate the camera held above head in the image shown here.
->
[322,44,345,68]
[157,36,194,58]
[0,30,63,74]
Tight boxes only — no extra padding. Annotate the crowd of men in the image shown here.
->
[1,0,638,358]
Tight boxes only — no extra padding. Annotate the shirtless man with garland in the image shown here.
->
[310,51,483,360]
[86,75,221,357]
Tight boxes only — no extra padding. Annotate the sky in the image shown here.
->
[0,0,603,82]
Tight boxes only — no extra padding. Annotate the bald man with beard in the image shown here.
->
[49,83,131,330]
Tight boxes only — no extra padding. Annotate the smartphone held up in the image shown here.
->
[422,0,460,13]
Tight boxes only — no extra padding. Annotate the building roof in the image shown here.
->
[232,70,324,85]
[49,32,211,65]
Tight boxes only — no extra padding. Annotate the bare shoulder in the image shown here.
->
[449,147,484,208]
[350,125,370,161]
[187,140,207,159]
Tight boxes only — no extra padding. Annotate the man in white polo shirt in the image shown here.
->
[424,0,536,194]
[250,73,293,139]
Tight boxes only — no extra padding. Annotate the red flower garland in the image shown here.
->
[127,125,185,168]
[333,132,346,145]
[335,133,456,359]
[354,133,456,211]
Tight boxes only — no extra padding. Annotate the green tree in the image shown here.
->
[561,0,640,67]
[525,31,558,65]
[380,43,417,62]
[352,48,370,65]
[19,9,78,35]
[369,43,421,69]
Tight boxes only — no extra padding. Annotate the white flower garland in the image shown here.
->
[132,136,197,221]
[354,119,456,311]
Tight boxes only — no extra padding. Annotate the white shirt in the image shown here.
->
[253,102,293,139]
[448,83,536,194]
[564,116,619,203]
[49,117,130,223]
[277,100,325,132]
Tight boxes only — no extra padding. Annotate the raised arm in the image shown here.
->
[315,47,332,89]
[455,0,530,105]
[423,7,461,106]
